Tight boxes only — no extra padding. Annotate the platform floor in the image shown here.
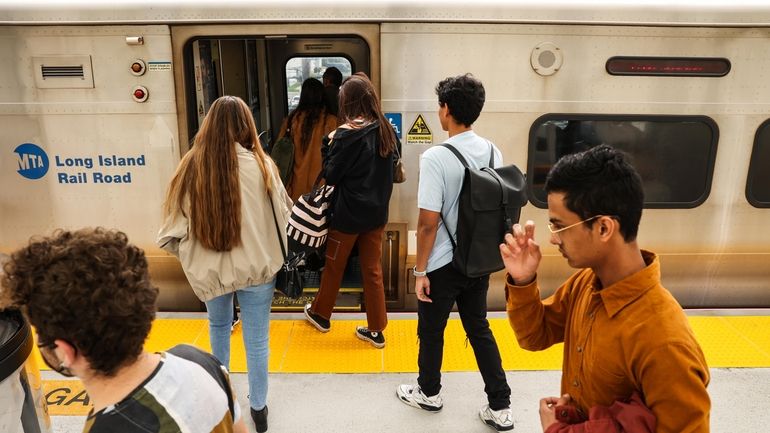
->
[39,311,770,432]
[46,369,770,433]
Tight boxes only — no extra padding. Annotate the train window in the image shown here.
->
[746,120,770,207]
[528,115,719,208]
[285,56,351,111]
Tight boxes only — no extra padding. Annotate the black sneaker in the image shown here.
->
[355,326,385,348]
[304,304,330,333]
[250,405,268,433]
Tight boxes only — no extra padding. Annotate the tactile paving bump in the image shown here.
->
[383,320,419,373]
[33,315,770,372]
[144,319,207,353]
[689,316,770,367]
[280,320,383,372]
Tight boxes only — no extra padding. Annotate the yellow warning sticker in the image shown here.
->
[406,114,433,145]
[43,380,92,416]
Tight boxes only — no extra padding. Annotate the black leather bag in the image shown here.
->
[275,251,305,299]
[441,143,527,278]
[269,195,304,299]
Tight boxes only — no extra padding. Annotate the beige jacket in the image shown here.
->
[157,144,292,302]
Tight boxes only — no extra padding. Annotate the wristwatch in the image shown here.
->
[412,266,427,277]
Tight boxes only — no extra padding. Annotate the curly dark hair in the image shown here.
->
[435,73,485,127]
[0,228,158,377]
[545,144,644,242]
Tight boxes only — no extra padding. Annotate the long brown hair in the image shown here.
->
[290,78,328,152]
[162,96,275,251]
[338,72,396,157]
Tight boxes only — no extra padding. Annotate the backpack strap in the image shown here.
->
[441,143,469,168]
[268,191,287,260]
[439,143,467,250]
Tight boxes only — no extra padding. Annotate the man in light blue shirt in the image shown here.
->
[396,74,513,431]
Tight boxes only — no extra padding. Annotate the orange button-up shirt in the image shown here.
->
[506,251,710,433]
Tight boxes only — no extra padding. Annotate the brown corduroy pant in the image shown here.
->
[310,225,388,332]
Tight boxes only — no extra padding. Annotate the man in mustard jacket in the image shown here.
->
[500,144,710,432]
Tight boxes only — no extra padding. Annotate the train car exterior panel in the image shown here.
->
[2,3,769,311]
[381,23,770,308]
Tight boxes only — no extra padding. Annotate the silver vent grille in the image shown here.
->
[41,65,85,79]
[33,55,94,89]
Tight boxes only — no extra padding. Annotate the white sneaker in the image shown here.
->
[479,405,514,431]
[396,384,443,412]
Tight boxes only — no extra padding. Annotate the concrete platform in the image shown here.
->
[49,368,770,432]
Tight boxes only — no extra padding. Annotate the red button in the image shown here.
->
[134,89,146,99]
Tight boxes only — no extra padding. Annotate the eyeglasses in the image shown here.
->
[37,338,77,377]
[548,215,618,237]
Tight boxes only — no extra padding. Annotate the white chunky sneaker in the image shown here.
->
[396,384,443,412]
[479,405,514,431]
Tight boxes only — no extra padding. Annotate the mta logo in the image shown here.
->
[14,143,49,179]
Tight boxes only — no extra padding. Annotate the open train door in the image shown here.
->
[172,26,377,149]
[167,25,403,312]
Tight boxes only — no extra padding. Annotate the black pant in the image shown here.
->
[417,263,511,410]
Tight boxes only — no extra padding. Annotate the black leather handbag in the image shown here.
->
[269,195,304,299]
[275,251,305,299]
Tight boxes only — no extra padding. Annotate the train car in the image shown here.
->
[2,1,770,312]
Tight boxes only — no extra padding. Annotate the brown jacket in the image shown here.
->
[506,251,710,433]
[277,110,337,201]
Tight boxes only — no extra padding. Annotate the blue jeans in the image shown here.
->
[205,279,274,410]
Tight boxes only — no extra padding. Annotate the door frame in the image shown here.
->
[171,24,380,152]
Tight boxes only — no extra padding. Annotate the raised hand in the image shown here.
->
[499,220,541,284]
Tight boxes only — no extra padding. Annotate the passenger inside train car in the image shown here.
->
[501,145,710,433]
[322,66,342,117]
[273,77,337,201]
[0,228,248,433]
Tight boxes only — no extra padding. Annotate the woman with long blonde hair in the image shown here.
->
[158,95,290,433]
[304,72,398,348]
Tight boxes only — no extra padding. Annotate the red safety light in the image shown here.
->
[606,57,730,77]
[132,86,148,102]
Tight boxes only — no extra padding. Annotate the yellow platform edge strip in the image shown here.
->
[36,316,770,416]
[32,316,770,377]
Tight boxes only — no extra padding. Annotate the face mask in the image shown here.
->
[37,341,76,378]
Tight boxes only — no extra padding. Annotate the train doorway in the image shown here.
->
[181,35,370,148]
[169,26,405,313]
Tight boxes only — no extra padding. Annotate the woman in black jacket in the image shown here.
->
[304,72,398,348]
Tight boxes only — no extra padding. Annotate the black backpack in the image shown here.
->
[441,143,527,278]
